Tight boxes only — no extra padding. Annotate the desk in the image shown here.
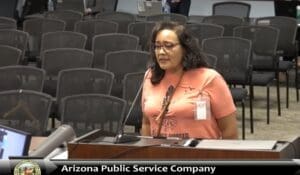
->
[67,135,300,160]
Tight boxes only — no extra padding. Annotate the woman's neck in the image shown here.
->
[164,68,184,87]
[165,67,184,77]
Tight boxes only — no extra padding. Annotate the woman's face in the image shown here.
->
[154,29,184,73]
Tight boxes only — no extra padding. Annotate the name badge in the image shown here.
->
[194,94,211,120]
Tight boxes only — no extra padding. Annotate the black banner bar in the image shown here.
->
[1,160,300,175]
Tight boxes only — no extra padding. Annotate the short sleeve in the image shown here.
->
[206,74,236,119]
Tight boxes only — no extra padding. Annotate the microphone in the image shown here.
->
[114,69,152,144]
[29,125,76,157]
[114,79,143,143]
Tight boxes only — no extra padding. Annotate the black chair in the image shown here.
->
[0,89,52,136]
[0,29,29,64]
[256,16,298,104]
[230,87,248,139]
[50,67,114,128]
[122,72,145,132]
[104,50,150,97]
[146,13,188,25]
[202,37,252,139]
[203,41,247,138]
[56,68,114,106]
[74,19,118,50]
[186,23,224,47]
[0,65,45,92]
[187,15,206,24]
[203,53,218,69]
[202,15,244,36]
[128,22,156,51]
[212,1,251,19]
[0,45,21,67]
[0,17,17,30]
[95,12,136,33]
[45,10,83,31]
[41,48,93,97]
[92,33,139,69]
[40,31,87,63]
[60,94,126,137]
[234,25,281,119]
[23,18,66,62]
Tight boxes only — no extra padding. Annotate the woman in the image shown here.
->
[141,22,238,139]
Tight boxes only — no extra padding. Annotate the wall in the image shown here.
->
[116,0,275,17]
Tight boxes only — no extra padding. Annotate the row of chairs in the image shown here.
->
[0,10,298,139]
[0,47,149,99]
[0,65,145,137]
[0,27,146,66]
[41,49,149,98]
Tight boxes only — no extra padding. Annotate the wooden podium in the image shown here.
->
[67,130,300,160]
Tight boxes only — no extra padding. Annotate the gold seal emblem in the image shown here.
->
[14,160,41,175]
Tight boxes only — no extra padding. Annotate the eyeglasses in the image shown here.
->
[153,42,180,51]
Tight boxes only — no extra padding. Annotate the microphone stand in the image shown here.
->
[114,78,143,144]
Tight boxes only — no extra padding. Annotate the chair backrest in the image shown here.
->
[188,15,205,24]
[203,53,218,69]
[60,94,126,136]
[40,31,87,55]
[212,1,251,19]
[0,65,45,92]
[0,45,21,67]
[186,23,224,47]
[0,89,52,136]
[0,29,29,64]
[45,10,83,31]
[256,16,297,56]
[105,50,150,97]
[202,37,252,85]
[122,72,144,130]
[96,11,136,33]
[74,19,118,50]
[202,15,244,36]
[234,25,279,70]
[0,0,18,18]
[92,33,139,68]
[128,21,156,51]
[56,68,114,104]
[0,17,17,30]
[41,48,93,78]
[23,18,66,57]
[146,13,188,24]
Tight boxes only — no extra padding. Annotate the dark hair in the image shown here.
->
[149,22,208,84]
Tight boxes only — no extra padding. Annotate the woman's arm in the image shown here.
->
[216,112,238,139]
[140,115,151,136]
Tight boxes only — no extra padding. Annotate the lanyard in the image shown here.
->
[156,72,184,137]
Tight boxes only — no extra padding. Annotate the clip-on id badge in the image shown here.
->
[195,94,211,120]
